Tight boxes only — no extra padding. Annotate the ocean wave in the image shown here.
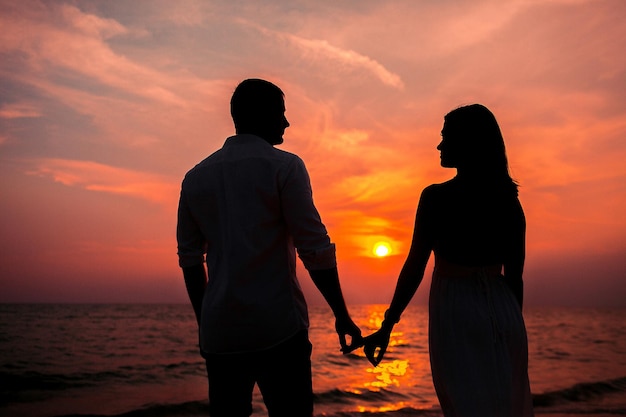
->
[51,400,210,417]
[320,408,442,417]
[44,376,626,417]
[0,360,203,396]
[0,370,97,393]
[314,386,408,405]
[533,376,626,408]
[51,402,442,417]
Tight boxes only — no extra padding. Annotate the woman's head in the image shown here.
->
[438,104,517,193]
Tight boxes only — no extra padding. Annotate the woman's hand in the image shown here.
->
[363,326,393,366]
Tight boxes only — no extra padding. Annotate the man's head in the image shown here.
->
[230,79,290,145]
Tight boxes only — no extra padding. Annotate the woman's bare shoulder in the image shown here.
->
[422,178,458,198]
[424,178,456,192]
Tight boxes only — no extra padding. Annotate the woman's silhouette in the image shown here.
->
[364,104,534,416]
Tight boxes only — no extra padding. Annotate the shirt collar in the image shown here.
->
[223,134,272,148]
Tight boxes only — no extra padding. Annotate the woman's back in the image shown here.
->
[423,178,524,267]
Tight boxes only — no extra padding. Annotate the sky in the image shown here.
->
[0,0,624,307]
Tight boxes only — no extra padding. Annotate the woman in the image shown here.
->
[364,104,533,416]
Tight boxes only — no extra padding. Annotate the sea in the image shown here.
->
[0,303,624,417]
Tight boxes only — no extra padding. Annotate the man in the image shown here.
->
[177,78,362,417]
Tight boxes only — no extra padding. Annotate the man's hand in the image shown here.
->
[309,266,363,354]
[335,316,363,354]
[363,326,392,366]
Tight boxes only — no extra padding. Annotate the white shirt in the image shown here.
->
[177,134,336,354]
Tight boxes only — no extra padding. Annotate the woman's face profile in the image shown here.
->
[437,120,462,168]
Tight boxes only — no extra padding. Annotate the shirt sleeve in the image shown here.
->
[176,186,208,268]
[281,156,337,271]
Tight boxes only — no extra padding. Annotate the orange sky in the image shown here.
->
[1,1,624,306]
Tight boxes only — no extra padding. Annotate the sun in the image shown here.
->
[373,241,392,257]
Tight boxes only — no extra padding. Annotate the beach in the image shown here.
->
[1,304,624,417]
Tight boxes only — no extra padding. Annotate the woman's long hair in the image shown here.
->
[444,104,518,196]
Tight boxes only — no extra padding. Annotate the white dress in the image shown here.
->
[428,258,534,417]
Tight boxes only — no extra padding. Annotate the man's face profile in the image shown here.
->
[263,98,290,145]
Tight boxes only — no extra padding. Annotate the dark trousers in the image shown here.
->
[205,330,313,417]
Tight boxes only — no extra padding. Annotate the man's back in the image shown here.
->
[177,134,333,354]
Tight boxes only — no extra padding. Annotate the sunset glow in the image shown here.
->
[0,1,624,306]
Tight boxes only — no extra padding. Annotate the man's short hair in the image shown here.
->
[230,79,284,131]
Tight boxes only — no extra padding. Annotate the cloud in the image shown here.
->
[241,20,404,90]
[0,2,187,106]
[59,3,129,39]
[0,103,41,119]
[28,158,179,206]
[0,2,235,172]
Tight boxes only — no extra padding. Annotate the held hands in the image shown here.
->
[363,326,392,366]
[334,314,395,367]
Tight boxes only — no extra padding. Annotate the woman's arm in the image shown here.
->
[364,187,436,365]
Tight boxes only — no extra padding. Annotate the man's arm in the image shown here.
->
[182,264,207,326]
[309,267,362,353]
[281,157,361,352]
[177,186,208,326]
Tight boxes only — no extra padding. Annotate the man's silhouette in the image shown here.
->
[177,78,361,417]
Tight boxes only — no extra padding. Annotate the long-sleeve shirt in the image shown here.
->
[177,134,336,354]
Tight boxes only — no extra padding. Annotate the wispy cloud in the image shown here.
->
[0,103,41,119]
[28,158,179,206]
[59,3,130,39]
[0,3,187,106]
[241,20,404,90]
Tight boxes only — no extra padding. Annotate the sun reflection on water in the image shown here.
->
[318,304,430,414]
[356,402,413,413]
[354,306,415,411]
[366,306,385,329]
[365,359,409,388]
